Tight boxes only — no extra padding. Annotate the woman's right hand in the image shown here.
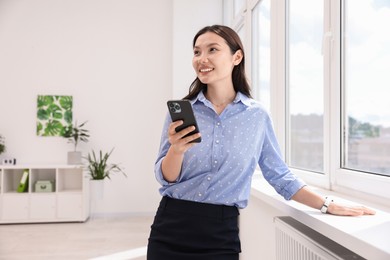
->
[168,120,201,154]
[161,120,201,182]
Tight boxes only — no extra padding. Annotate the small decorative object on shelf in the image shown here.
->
[35,180,55,192]
[2,158,16,165]
[17,169,29,193]
[63,120,90,164]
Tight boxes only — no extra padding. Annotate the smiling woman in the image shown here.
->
[146,24,375,260]
[185,25,252,102]
[192,32,243,114]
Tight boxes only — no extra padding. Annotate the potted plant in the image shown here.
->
[85,148,126,181]
[0,134,5,156]
[85,148,126,215]
[63,121,90,164]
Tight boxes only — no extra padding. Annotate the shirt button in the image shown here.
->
[216,122,221,126]
[198,193,202,197]
[216,140,220,144]
[214,160,218,164]
[207,177,211,181]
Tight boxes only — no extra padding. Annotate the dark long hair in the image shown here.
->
[183,25,252,100]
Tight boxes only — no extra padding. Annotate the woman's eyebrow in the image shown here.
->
[194,43,221,49]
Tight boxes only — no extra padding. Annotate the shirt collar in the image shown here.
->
[190,91,252,107]
[189,91,206,105]
[234,91,252,107]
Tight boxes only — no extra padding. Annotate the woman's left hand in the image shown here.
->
[327,202,376,216]
[292,187,376,216]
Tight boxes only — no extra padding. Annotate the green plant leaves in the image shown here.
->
[37,95,54,107]
[37,109,49,120]
[43,119,63,136]
[0,134,5,155]
[64,110,72,124]
[85,148,127,180]
[59,96,73,110]
[36,95,73,136]
[63,121,89,151]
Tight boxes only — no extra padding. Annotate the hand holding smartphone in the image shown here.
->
[167,100,201,143]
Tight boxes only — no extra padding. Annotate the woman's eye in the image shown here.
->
[194,50,200,56]
[210,48,217,52]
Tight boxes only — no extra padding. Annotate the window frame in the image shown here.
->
[332,0,390,202]
[285,0,329,182]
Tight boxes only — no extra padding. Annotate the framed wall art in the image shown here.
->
[36,95,73,136]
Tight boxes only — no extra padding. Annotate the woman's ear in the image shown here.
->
[233,50,243,66]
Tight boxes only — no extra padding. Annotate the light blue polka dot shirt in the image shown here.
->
[155,91,306,208]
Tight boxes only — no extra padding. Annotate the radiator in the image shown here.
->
[274,216,365,260]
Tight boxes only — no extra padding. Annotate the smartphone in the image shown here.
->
[167,100,201,143]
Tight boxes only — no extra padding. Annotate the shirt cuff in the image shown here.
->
[154,158,180,186]
[280,178,307,200]
[154,158,170,186]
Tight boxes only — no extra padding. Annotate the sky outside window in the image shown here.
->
[343,0,390,176]
[287,0,324,173]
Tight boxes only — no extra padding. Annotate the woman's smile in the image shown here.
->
[199,67,214,73]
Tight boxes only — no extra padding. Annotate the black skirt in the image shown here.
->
[147,196,241,260]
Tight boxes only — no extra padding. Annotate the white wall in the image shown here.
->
[240,196,283,260]
[172,0,223,98]
[0,0,223,215]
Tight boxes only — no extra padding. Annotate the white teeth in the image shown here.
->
[200,68,213,72]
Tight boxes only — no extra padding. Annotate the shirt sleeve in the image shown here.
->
[154,113,182,186]
[154,113,171,186]
[258,114,306,200]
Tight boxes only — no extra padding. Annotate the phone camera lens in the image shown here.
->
[169,102,181,113]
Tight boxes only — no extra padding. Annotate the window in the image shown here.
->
[252,0,271,111]
[286,0,324,173]
[224,0,390,201]
[342,0,390,176]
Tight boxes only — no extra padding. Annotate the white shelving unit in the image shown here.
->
[0,165,89,224]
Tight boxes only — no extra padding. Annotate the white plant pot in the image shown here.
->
[67,151,82,165]
[89,179,105,217]
[90,179,105,200]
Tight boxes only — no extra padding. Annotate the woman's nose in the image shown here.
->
[198,55,209,64]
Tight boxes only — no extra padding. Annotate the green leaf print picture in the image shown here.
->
[36,95,73,136]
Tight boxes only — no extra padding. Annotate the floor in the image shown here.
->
[0,216,154,260]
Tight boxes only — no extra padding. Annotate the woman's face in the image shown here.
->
[192,32,242,87]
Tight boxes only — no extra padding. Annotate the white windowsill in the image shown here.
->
[250,176,390,260]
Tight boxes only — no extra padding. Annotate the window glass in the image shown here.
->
[252,0,271,111]
[342,0,390,176]
[287,0,324,173]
